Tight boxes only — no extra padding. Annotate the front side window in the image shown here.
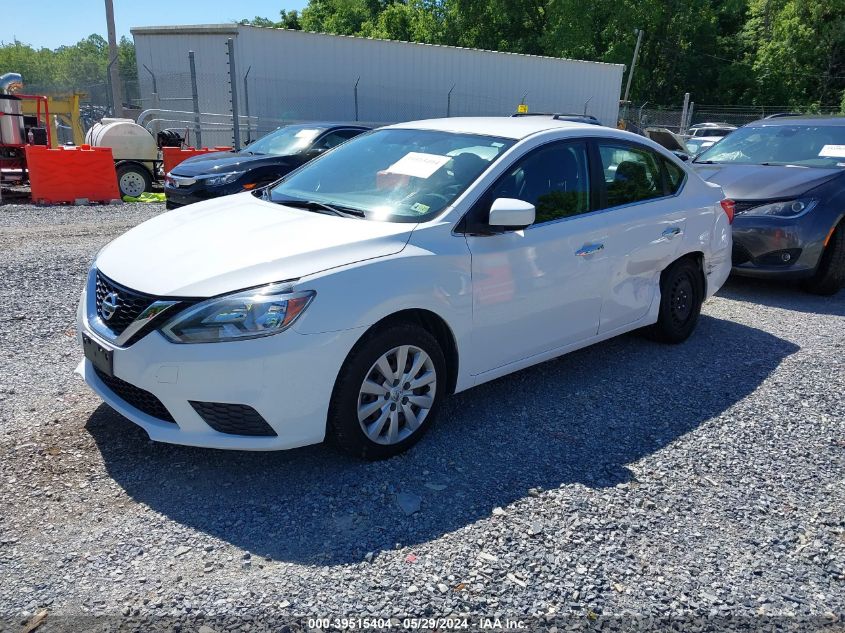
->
[267,129,515,222]
[246,125,328,156]
[598,143,664,207]
[488,141,591,223]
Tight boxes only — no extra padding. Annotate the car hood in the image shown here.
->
[692,163,842,199]
[170,151,297,177]
[96,193,415,297]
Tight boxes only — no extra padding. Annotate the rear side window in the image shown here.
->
[598,143,664,208]
[663,158,686,194]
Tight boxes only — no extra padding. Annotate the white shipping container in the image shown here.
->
[132,24,624,146]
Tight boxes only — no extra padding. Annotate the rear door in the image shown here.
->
[593,141,690,334]
[464,140,611,374]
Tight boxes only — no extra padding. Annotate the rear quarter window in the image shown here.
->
[663,158,686,194]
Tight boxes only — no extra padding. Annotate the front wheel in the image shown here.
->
[328,323,446,459]
[802,222,844,296]
[646,258,704,344]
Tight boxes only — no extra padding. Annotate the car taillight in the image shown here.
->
[720,199,735,224]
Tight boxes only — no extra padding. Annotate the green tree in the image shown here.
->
[742,0,845,107]
[240,10,303,29]
[0,34,138,107]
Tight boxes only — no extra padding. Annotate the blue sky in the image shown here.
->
[3,0,308,49]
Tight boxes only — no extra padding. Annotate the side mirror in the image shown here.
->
[489,198,535,230]
[306,146,326,158]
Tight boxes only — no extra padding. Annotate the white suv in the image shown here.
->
[77,117,732,458]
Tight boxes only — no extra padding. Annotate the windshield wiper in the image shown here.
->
[273,197,366,218]
[759,162,805,168]
[693,160,720,164]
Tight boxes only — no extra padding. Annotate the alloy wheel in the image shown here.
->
[357,344,437,445]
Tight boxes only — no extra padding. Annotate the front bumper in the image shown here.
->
[76,288,364,451]
[730,213,833,279]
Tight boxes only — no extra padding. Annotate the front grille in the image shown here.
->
[95,271,156,336]
[94,368,176,423]
[189,401,277,437]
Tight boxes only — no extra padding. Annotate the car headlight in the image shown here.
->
[203,171,245,187]
[738,198,818,218]
[161,284,315,344]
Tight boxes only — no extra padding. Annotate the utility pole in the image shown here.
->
[104,0,124,118]
[679,93,691,135]
[623,28,644,106]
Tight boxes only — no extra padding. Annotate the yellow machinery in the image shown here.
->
[20,92,85,147]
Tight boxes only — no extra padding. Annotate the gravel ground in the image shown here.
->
[0,202,843,632]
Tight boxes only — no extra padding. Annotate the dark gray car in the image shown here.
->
[693,117,845,295]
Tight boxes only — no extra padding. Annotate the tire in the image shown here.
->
[328,323,447,459]
[116,164,152,198]
[646,257,704,344]
[802,221,845,296]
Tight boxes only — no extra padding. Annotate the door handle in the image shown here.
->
[662,227,682,238]
[576,243,604,256]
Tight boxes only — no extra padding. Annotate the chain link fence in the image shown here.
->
[623,103,844,135]
[28,63,845,150]
[132,64,609,149]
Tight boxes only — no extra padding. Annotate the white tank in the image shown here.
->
[85,118,157,169]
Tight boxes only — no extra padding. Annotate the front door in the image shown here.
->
[465,141,611,375]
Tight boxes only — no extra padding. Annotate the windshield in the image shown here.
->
[267,128,515,222]
[695,124,845,168]
[245,125,326,156]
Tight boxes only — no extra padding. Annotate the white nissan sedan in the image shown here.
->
[77,117,732,458]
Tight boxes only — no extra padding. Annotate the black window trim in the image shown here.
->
[457,136,690,236]
[311,127,364,150]
[457,138,598,235]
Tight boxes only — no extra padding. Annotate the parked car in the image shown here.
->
[684,122,738,157]
[77,117,732,458]
[688,122,737,138]
[163,123,370,209]
[693,116,845,294]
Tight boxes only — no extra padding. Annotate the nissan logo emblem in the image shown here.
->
[101,292,120,321]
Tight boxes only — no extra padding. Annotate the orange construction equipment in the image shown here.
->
[26,144,120,204]
[162,146,233,175]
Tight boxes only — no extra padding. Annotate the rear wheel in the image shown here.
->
[328,323,446,459]
[117,164,152,198]
[646,258,704,344]
[802,222,845,296]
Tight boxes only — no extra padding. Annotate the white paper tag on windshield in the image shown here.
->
[386,152,450,179]
[819,144,845,158]
[294,129,320,140]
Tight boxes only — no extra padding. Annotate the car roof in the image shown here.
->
[385,116,610,140]
[744,116,845,127]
